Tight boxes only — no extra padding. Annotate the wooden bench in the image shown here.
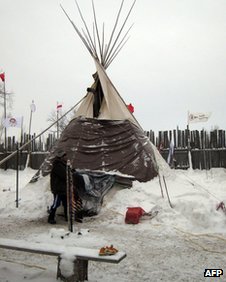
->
[0,237,126,282]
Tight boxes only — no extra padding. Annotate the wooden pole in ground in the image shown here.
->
[187,111,192,169]
[3,74,7,170]
[163,175,173,208]
[16,144,19,208]
[158,174,164,198]
[66,160,73,232]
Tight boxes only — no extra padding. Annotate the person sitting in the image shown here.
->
[48,150,68,224]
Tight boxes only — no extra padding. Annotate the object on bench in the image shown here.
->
[99,245,118,256]
[0,238,126,282]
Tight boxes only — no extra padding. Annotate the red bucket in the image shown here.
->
[125,207,145,224]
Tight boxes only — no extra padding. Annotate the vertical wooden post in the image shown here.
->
[3,76,8,170]
[187,114,192,169]
[16,144,19,208]
[66,160,73,233]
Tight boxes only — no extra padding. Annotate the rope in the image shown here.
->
[178,171,222,202]
[183,236,226,254]
[174,226,226,254]
[174,226,226,241]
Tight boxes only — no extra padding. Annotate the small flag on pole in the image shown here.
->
[188,112,211,123]
[57,103,62,111]
[0,72,5,82]
[2,116,23,128]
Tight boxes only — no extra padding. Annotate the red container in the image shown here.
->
[125,207,145,224]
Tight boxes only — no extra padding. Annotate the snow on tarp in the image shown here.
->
[44,117,159,182]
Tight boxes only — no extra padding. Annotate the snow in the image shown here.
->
[0,167,226,281]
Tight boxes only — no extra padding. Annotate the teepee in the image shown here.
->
[42,0,163,183]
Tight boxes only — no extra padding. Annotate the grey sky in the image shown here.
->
[0,0,225,137]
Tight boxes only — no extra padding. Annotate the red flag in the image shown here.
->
[127,103,134,113]
[57,103,62,110]
[0,72,5,82]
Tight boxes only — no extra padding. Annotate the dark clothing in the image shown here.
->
[50,158,67,195]
[50,194,67,212]
[48,194,68,224]
[48,157,84,224]
[48,157,67,224]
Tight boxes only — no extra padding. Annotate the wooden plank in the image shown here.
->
[0,238,62,256]
[219,130,223,148]
[0,238,126,264]
[164,131,168,148]
[212,130,217,148]
[185,128,189,148]
[223,130,226,148]
[169,130,172,143]
[173,130,177,148]
[195,130,200,149]
[149,130,155,145]
[182,130,185,148]
[158,131,163,148]
[76,252,126,264]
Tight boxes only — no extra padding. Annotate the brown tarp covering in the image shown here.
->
[53,117,158,182]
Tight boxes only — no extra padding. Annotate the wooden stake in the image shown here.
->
[158,174,164,198]
[163,175,173,208]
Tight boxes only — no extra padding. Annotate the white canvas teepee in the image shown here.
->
[61,0,139,123]
[75,59,139,126]
[39,0,166,183]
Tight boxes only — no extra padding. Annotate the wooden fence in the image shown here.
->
[145,128,226,169]
[0,128,226,170]
[0,132,57,152]
[0,132,57,170]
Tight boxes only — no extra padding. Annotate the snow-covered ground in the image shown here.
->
[0,167,226,282]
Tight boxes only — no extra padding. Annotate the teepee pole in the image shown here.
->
[91,0,103,61]
[163,175,173,208]
[61,1,135,68]
[100,23,105,61]
[105,29,131,69]
[74,0,97,57]
[81,29,96,55]
[102,0,124,65]
[158,174,164,198]
[60,5,94,57]
[93,23,97,55]
[103,0,136,66]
